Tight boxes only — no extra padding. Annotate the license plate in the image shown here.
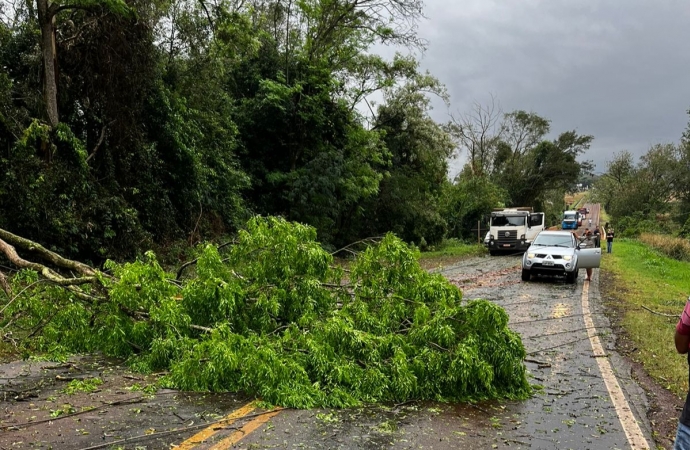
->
[542,260,554,266]
[502,244,511,247]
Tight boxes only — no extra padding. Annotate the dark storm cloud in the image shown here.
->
[409,0,690,176]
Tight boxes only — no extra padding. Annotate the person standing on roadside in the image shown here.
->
[673,297,690,449]
[606,228,615,253]
[593,227,601,248]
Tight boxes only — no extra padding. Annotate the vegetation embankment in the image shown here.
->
[0,217,530,408]
[639,233,690,262]
[601,238,690,398]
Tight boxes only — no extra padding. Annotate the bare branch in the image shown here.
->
[640,304,678,318]
[86,120,115,163]
[451,94,503,176]
[0,227,97,277]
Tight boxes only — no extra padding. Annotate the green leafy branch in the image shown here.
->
[0,216,531,408]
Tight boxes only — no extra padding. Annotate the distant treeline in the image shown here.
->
[590,115,690,238]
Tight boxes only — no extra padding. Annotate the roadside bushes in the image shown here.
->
[3,217,531,408]
[639,233,690,262]
[0,121,149,260]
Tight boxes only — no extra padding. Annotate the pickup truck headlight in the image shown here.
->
[562,255,572,261]
[527,253,535,258]
[520,234,526,240]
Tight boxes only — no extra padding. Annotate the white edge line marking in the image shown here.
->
[581,280,651,449]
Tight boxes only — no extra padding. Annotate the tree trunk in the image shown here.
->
[37,0,59,127]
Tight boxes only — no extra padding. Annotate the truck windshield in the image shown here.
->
[563,214,576,220]
[491,216,525,227]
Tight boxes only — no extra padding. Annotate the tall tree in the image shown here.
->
[359,74,455,246]
[451,96,503,176]
[34,0,130,126]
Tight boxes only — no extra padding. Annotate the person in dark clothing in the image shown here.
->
[593,227,601,248]
[673,297,690,449]
[606,228,614,253]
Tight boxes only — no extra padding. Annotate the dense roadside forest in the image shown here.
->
[0,0,593,262]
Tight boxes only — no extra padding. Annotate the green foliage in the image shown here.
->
[6,217,531,408]
[0,120,147,259]
[615,212,676,238]
[62,378,103,395]
[442,175,507,240]
[353,75,454,247]
[593,142,688,233]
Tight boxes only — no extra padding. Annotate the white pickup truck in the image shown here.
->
[521,230,601,283]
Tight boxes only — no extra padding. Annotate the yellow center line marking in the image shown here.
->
[208,408,283,450]
[175,401,256,449]
[581,281,651,449]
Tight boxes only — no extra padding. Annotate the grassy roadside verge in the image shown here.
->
[601,238,690,397]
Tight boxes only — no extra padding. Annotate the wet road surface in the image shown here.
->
[0,203,657,449]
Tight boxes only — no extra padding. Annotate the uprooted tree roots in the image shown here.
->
[0,216,531,408]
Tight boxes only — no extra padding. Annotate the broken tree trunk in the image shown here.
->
[0,227,106,302]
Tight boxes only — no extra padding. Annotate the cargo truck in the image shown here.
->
[486,207,545,255]
[562,210,579,230]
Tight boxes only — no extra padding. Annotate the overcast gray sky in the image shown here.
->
[401,0,690,177]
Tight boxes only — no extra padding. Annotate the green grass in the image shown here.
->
[602,238,690,397]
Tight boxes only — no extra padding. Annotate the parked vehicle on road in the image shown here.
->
[486,207,545,255]
[521,230,601,283]
[561,210,579,230]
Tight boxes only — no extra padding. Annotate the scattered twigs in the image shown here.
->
[527,335,599,355]
[75,408,286,450]
[640,304,678,318]
[521,325,601,339]
[510,312,604,325]
[1,396,146,430]
[330,236,384,257]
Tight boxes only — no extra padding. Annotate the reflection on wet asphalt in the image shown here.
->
[452,254,653,450]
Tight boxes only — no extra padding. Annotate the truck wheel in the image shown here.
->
[489,250,498,256]
[521,269,531,281]
[566,270,577,284]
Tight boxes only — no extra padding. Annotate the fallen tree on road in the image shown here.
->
[0,216,531,408]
